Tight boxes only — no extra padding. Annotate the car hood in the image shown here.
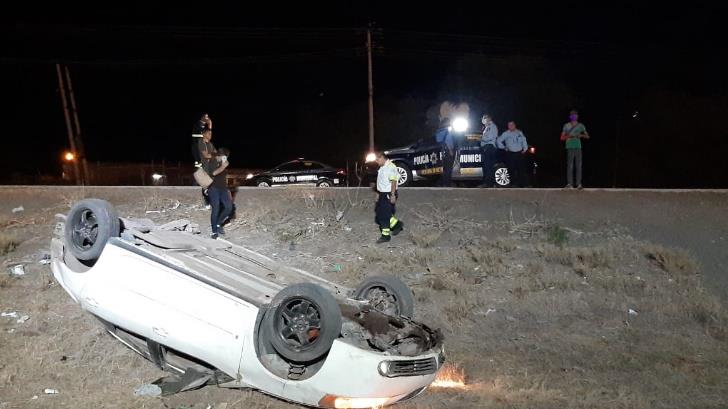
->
[384,144,415,155]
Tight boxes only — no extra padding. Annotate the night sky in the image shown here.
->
[5,2,728,187]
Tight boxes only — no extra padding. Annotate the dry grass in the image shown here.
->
[0,233,20,255]
[539,244,611,272]
[490,237,517,253]
[642,244,699,278]
[411,229,442,248]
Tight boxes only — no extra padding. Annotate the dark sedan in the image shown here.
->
[245,159,346,187]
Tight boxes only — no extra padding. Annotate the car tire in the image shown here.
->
[393,162,413,187]
[353,275,414,318]
[264,283,342,363]
[64,199,120,262]
[256,179,272,187]
[316,179,332,188]
[494,167,511,187]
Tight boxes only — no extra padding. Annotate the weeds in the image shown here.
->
[546,225,569,247]
[0,233,20,255]
[642,244,699,278]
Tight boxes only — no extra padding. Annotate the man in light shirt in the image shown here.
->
[479,114,498,187]
[496,121,529,187]
[374,153,404,244]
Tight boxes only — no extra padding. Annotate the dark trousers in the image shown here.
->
[440,148,453,187]
[191,137,202,167]
[505,151,526,187]
[481,144,497,185]
[567,149,582,186]
[208,186,233,233]
[375,192,398,235]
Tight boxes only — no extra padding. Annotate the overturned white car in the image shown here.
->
[51,199,444,408]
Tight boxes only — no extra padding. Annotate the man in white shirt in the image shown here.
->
[374,153,404,243]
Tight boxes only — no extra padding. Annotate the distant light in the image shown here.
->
[632,111,639,118]
[529,146,536,154]
[63,151,75,162]
[365,152,377,163]
[452,117,469,133]
[152,173,164,181]
[246,173,254,180]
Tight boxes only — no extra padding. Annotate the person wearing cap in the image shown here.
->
[374,152,404,244]
[496,121,529,187]
[479,114,499,187]
[560,110,589,189]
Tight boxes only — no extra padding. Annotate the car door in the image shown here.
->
[268,162,301,185]
[454,133,484,179]
[410,140,443,178]
[295,161,322,184]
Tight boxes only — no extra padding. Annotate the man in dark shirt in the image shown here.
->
[208,147,232,239]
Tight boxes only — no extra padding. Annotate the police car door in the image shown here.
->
[269,162,302,185]
[296,161,322,185]
[455,133,484,179]
[410,140,444,179]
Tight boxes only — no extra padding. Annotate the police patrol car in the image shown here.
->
[246,159,346,187]
[366,129,537,187]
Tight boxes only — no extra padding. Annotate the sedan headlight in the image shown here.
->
[245,173,254,180]
[365,152,377,163]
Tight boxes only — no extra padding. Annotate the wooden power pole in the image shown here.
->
[64,66,90,184]
[56,64,80,185]
[366,26,375,152]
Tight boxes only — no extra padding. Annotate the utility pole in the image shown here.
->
[64,66,90,185]
[56,64,80,185]
[366,25,375,152]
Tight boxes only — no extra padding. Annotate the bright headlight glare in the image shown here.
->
[365,152,377,163]
[378,361,390,376]
[452,117,469,133]
[246,173,254,180]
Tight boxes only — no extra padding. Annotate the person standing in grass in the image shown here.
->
[561,110,590,189]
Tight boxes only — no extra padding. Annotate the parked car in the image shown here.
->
[365,133,537,187]
[51,199,444,408]
[246,159,346,188]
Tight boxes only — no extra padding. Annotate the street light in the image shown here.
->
[64,151,75,162]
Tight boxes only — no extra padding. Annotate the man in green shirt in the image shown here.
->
[560,110,590,189]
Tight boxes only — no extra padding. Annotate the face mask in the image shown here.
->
[569,115,578,122]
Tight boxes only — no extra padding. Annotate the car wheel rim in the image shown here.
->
[276,298,322,350]
[396,167,408,186]
[319,182,330,187]
[495,168,510,186]
[258,182,270,187]
[363,286,399,316]
[71,209,99,251]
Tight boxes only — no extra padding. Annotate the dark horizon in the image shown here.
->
[5,3,728,187]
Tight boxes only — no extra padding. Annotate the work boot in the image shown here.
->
[217,225,226,236]
[391,221,404,235]
[376,235,391,244]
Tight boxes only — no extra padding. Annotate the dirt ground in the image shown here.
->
[1,186,727,409]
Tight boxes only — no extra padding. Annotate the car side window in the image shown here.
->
[275,162,300,172]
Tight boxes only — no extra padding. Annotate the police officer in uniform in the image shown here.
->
[374,153,404,244]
